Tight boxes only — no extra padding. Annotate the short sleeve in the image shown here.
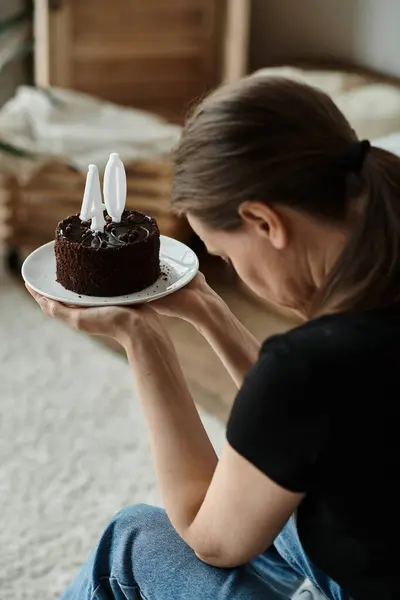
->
[226,335,329,493]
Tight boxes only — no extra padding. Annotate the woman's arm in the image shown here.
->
[153,274,260,387]
[124,313,219,530]
[28,288,303,567]
[124,312,302,566]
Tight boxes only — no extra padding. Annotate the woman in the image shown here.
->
[28,76,399,600]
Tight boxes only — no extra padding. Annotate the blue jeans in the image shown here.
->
[60,505,351,600]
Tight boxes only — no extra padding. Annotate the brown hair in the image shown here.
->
[172,76,400,315]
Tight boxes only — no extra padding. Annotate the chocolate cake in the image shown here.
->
[55,210,160,296]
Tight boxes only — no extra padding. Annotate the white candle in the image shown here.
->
[80,164,106,232]
[103,152,127,223]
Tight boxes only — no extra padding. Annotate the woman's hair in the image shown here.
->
[172,76,400,315]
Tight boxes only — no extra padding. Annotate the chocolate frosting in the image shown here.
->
[59,210,153,249]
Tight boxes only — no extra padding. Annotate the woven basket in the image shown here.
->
[0,158,191,261]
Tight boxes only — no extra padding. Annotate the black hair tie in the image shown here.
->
[344,139,371,173]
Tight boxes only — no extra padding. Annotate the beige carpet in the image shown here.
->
[0,264,225,600]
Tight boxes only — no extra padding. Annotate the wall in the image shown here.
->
[0,0,25,21]
[250,0,400,78]
[0,0,31,107]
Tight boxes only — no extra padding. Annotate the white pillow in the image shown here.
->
[252,66,400,140]
[252,66,369,95]
[373,131,400,156]
[335,84,400,140]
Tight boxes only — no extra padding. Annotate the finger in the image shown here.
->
[32,297,72,323]
[25,286,54,314]
[25,284,43,303]
[46,300,79,322]
[25,284,79,318]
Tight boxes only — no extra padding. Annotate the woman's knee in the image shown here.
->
[93,505,174,584]
[108,504,174,547]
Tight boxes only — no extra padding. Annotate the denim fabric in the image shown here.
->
[60,504,351,600]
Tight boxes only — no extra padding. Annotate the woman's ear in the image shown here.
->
[238,201,287,250]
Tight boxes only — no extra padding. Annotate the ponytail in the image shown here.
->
[314,146,400,314]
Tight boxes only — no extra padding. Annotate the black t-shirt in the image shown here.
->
[227,305,400,600]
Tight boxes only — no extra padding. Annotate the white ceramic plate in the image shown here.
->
[21,236,199,306]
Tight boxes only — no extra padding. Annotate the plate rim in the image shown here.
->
[21,235,199,306]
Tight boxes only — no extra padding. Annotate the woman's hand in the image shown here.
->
[25,285,162,348]
[151,273,219,324]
